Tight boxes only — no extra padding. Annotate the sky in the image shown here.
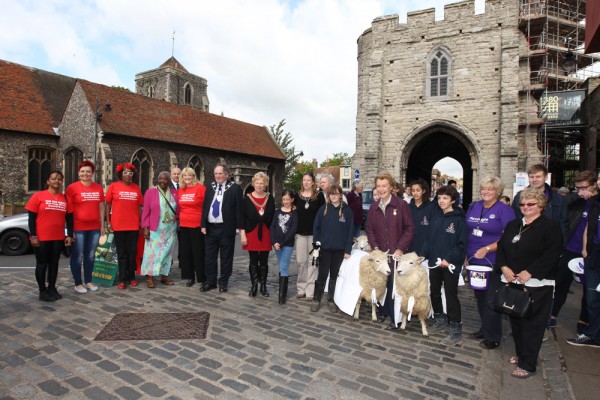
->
[0,0,485,178]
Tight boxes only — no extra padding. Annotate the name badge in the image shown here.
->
[472,228,483,237]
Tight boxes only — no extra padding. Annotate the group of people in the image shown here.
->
[27,160,600,380]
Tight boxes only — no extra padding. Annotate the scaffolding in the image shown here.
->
[519,0,600,186]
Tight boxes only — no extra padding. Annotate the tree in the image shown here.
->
[321,152,352,167]
[269,119,304,187]
[288,160,314,192]
[111,85,131,92]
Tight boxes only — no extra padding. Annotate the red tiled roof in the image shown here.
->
[79,80,285,160]
[159,56,189,73]
[0,60,76,135]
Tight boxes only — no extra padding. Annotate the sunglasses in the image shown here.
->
[122,171,134,176]
[518,202,538,207]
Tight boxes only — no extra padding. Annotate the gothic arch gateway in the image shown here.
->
[402,123,479,206]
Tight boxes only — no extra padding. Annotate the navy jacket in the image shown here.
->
[313,203,354,254]
[422,207,468,274]
[409,199,438,256]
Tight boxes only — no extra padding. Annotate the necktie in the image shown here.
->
[212,185,222,218]
[175,182,179,190]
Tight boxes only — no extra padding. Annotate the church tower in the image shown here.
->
[135,56,209,111]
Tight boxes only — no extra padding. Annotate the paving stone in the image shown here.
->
[188,378,224,396]
[9,383,37,398]
[271,386,301,399]
[270,365,291,376]
[115,386,142,400]
[146,358,168,369]
[357,376,390,391]
[15,347,40,358]
[418,385,449,400]
[96,360,120,372]
[163,366,193,382]
[194,366,223,381]
[148,347,176,360]
[238,373,270,389]
[361,386,398,400]
[65,376,91,389]
[38,380,69,396]
[83,386,118,400]
[139,382,168,398]
[74,349,101,362]
[33,356,53,366]
[124,349,151,361]
[220,379,249,393]
[338,378,361,391]
[197,357,222,369]
[115,370,145,385]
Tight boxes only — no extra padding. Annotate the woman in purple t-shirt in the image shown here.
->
[465,176,516,349]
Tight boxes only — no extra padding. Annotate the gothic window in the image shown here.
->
[28,147,55,191]
[148,86,155,98]
[188,155,203,183]
[184,83,192,105]
[64,147,83,187]
[131,149,153,194]
[427,48,452,98]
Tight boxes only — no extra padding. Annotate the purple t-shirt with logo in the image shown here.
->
[466,200,516,265]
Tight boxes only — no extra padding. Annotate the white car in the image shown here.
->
[0,213,31,256]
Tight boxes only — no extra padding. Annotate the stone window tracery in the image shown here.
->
[188,155,203,182]
[64,147,83,187]
[131,149,153,194]
[427,47,452,98]
[184,83,192,105]
[28,147,55,191]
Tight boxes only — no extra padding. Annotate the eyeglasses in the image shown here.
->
[518,202,538,207]
[123,171,134,176]
[575,185,591,191]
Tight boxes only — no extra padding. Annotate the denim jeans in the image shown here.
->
[275,246,294,277]
[70,229,100,285]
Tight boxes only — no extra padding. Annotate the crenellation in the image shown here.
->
[443,0,475,20]
[406,9,435,26]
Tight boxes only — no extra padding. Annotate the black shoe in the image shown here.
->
[48,288,62,300]
[200,283,217,292]
[385,321,400,330]
[39,290,56,302]
[378,314,387,323]
[480,340,500,349]
[219,284,228,293]
[469,330,484,340]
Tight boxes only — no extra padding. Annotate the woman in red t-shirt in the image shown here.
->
[66,161,105,294]
[26,170,73,302]
[240,172,275,297]
[105,163,143,289]
[178,167,206,287]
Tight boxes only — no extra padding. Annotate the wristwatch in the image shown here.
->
[486,246,491,252]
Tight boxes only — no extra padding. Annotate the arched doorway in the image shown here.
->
[403,124,478,207]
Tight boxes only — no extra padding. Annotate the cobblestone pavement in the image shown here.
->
[0,254,573,399]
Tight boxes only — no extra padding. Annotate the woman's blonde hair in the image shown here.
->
[480,176,505,196]
[180,167,197,189]
[519,187,547,211]
[252,171,269,187]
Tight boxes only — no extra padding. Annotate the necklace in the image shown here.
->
[301,191,312,209]
[512,223,532,243]
[248,193,268,216]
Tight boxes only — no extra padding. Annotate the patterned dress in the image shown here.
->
[141,188,177,276]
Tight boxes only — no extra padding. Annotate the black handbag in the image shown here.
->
[494,284,533,318]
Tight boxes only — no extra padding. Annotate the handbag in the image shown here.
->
[494,284,532,318]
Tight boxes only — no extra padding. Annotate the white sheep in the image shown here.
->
[353,250,391,321]
[353,235,371,252]
[393,252,432,337]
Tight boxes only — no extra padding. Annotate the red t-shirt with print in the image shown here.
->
[106,181,143,231]
[178,184,206,228]
[66,182,105,231]
[25,190,68,241]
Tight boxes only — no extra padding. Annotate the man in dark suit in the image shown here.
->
[201,162,243,293]
[169,167,181,190]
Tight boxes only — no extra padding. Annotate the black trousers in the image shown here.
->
[113,230,138,283]
[204,223,235,286]
[179,227,205,283]
[379,267,395,318]
[474,270,503,342]
[430,267,461,323]
[552,250,588,322]
[34,240,64,291]
[511,285,553,372]
[316,250,344,299]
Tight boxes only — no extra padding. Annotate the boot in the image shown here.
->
[429,313,448,334]
[310,281,325,312]
[327,278,339,313]
[278,276,289,305]
[248,265,259,297]
[259,264,269,297]
[47,287,62,300]
[440,321,463,346]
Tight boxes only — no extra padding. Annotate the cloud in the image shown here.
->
[0,0,474,169]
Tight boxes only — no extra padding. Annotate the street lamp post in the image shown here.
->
[93,98,101,172]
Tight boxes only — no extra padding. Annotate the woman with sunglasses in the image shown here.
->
[496,187,563,379]
[105,163,143,289]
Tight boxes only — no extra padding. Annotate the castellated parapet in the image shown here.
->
[354,0,534,200]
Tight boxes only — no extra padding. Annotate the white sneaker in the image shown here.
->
[86,283,99,291]
[74,285,88,294]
